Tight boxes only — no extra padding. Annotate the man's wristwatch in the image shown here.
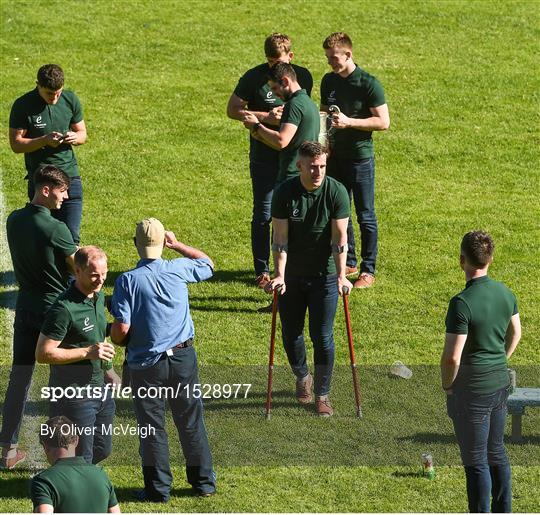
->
[252,122,261,134]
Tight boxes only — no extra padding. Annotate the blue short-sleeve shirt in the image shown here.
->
[110,257,213,369]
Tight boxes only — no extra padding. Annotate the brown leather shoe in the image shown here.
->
[255,273,271,289]
[345,266,358,277]
[0,448,26,470]
[354,272,375,289]
[296,374,313,404]
[315,397,334,417]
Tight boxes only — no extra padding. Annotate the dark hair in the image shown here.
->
[264,33,291,58]
[267,62,297,83]
[298,141,327,159]
[33,165,70,190]
[461,230,494,267]
[37,64,64,90]
[39,416,77,449]
[75,246,107,269]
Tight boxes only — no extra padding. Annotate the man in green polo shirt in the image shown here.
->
[1,165,76,470]
[243,62,320,186]
[227,33,313,288]
[36,246,118,464]
[266,141,351,417]
[31,415,120,513]
[321,33,390,288]
[442,230,521,512]
[9,64,87,244]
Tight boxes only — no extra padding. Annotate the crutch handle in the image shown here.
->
[342,285,350,296]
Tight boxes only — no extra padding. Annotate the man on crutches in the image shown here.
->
[265,141,352,417]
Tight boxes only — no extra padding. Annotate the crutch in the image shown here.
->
[265,288,279,420]
[342,286,362,418]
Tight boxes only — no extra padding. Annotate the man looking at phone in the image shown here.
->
[227,34,313,289]
[9,64,87,244]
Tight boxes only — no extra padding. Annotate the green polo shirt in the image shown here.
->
[9,88,83,178]
[272,176,350,276]
[278,89,320,183]
[42,285,108,388]
[320,66,386,159]
[30,456,118,512]
[7,203,76,315]
[234,63,313,163]
[445,275,518,394]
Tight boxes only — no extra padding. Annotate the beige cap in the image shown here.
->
[135,218,165,259]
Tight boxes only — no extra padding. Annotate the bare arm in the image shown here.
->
[63,119,87,146]
[330,103,390,132]
[440,333,467,392]
[505,313,521,359]
[34,504,54,513]
[244,111,297,149]
[35,333,115,364]
[110,321,130,346]
[9,127,63,154]
[108,504,121,513]
[164,231,214,269]
[266,217,288,294]
[331,218,353,295]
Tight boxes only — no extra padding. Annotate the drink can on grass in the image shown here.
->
[421,453,435,479]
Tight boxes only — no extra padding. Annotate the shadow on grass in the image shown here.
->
[504,435,540,445]
[189,296,272,314]
[0,476,30,498]
[211,270,255,285]
[114,486,196,502]
[0,271,16,286]
[0,289,17,310]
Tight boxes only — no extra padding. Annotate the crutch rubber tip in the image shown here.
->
[265,412,271,420]
[356,409,363,418]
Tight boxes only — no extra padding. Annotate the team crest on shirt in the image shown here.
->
[263,86,277,105]
[290,207,303,222]
[328,90,336,104]
[82,316,95,333]
[33,115,46,129]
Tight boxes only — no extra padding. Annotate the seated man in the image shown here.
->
[31,416,119,513]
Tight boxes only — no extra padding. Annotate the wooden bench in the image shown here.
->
[507,388,540,443]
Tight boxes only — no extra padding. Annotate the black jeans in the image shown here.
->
[130,346,215,500]
[0,309,42,447]
[447,386,512,512]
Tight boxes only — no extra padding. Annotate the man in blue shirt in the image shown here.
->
[110,218,216,502]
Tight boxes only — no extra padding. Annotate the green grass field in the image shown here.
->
[1,0,539,512]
